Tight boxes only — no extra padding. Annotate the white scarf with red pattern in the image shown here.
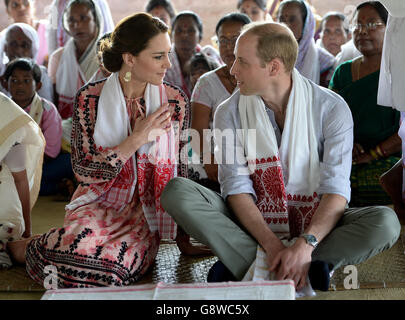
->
[93,73,178,239]
[238,69,320,238]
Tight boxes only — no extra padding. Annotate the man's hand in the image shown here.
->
[269,238,313,290]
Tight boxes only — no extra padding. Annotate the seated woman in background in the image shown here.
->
[48,0,105,119]
[329,1,401,207]
[3,0,49,66]
[6,13,205,287]
[0,93,45,269]
[189,13,251,192]
[4,58,75,199]
[165,11,222,99]
[237,0,272,22]
[46,0,114,55]
[277,0,335,86]
[0,23,53,102]
[145,0,176,29]
[317,12,349,57]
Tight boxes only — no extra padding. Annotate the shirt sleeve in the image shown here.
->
[3,143,26,173]
[191,75,214,109]
[317,94,354,202]
[213,96,257,202]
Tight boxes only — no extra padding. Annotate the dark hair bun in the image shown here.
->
[100,36,123,73]
[99,13,168,73]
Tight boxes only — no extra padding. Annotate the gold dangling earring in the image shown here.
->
[124,71,132,82]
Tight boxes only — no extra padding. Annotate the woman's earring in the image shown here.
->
[124,71,132,82]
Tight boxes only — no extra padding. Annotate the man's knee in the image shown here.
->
[371,206,401,246]
[161,177,192,218]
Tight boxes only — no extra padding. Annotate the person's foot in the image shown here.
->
[308,260,333,291]
[7,237,34,265]
[207,261,237,282]
[0,240,12,269]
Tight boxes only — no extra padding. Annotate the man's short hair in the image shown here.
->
[240,22,298,73]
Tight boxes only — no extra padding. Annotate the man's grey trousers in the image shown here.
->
[161,177,401,280]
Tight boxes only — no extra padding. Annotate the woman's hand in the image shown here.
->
[132,104,172,147]
[22,229,32,239]
[352,143,365,162]
[354,152,374,164]
[353,143,374,164]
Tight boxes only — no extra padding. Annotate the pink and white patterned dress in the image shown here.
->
[25,80,190,288]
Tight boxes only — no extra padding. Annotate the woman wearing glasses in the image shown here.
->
[329,1,401,207]
[188,13,251,192]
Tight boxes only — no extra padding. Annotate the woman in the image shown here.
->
[0,23,54,102]
[329,1,401,207]
[145,0,176,28]
[277,0,335,85]
[237,0,272,22]
[6,13,196,288]
[46,0,114,55]
[48,0,104,119]
[164,11,222,99]
[3,0,49,66]
[189,13,251,191]
[0,92,45,268]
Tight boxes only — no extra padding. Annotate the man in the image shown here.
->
[318,12,349,57]
[161,22,401,291]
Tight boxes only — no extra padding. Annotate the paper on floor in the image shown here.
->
[41,280,295,300]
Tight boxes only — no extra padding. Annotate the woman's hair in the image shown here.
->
[277,0,307,24]
[321,11,349,34]
[100,13,168,73]
[145,0,176,21]
[4,57,42,84]
[172,11,203,42]
[215,12,251,35]
[62,0,99,34]
[237,0,267,11]
[356,1,388,25]
[189,52,220,73]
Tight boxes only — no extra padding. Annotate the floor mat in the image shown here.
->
[330,233,405,290]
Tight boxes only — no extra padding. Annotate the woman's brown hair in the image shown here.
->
[100,13,168,73]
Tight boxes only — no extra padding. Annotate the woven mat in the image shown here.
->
[0,240,218,292]
[329,233,405,290]
[1,233,404,293]
[144,240,218,284]
[0,265,44,292]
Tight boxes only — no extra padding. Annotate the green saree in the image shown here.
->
[330,60,400,207]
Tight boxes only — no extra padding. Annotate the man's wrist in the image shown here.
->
[297,234,317,251]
